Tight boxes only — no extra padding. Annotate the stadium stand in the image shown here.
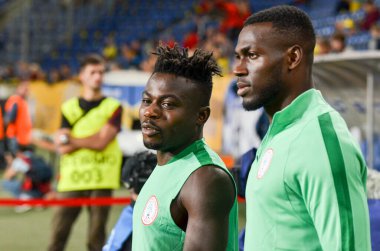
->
[0,0,379,76]
[1,0,111,65]
[39,0,195,72]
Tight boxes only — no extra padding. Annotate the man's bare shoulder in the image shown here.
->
[180,165,235,214]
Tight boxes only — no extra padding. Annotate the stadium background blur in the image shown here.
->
[0,0,378,158]
[0,0,380,250]
[0,0,379,154]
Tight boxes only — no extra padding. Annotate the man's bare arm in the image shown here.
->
[179,165,235,251]
[57,123,118,154]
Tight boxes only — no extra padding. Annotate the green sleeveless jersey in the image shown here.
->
[245,89,370,250]
[132,139,238,250]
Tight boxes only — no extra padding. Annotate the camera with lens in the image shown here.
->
[122,151,157,194]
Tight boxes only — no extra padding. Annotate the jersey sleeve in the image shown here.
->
[108,105,122,132]
[284,115,370,251]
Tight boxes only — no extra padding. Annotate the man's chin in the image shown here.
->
[242,100,262,111]
[143,141,161,150]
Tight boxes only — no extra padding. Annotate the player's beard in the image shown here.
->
[143,140,161,150]
[242,67,283,111]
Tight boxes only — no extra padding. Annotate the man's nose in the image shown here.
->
[143,103,160,119]
[233,59,248,77]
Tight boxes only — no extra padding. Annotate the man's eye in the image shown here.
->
[248,52,258,59]
[162,102,174,109]
[141,98,151,105]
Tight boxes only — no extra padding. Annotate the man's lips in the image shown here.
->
[141,121,161,136]
[236,81,250,89]
[236,81,251,96]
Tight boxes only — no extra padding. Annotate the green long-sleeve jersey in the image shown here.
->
[245,89,371,250]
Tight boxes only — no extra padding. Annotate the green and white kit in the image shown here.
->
[245,89,371,250]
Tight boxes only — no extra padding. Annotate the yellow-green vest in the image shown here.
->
[57,97,122,191]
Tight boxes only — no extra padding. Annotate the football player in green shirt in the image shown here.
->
[234,5,371,251]
[133,45,238,250]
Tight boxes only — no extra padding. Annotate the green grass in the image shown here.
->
[0,189,246,251]
[0,152,247,250]
[0,191,126,251]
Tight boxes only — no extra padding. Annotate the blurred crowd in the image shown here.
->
[0,0,379,85]
[0,61,74,85]
[315,0,380,55]
[101,0,253,75]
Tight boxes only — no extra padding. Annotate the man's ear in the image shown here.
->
[287,45,303,70]
[197,106,210,126]
[78,71,84,83]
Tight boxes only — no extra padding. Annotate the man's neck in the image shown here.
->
[82,88,103,101]
[156,152,174,166]
[265,85,312,121]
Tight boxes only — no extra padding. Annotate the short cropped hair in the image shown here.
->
[152,44,221,106]
[244,5,316,60]
[79,54,105,72]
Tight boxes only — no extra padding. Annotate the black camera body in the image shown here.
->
[121,151,157,194]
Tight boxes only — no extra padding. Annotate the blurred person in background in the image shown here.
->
[219,0,251,41]
[182,26,200,51]
[139,53,157,73]
[335,0,351,14]
[314,36,331,55]
[335,15,357,36]
[15,61,31,80]
[47,54,123,251]
[47,69,62,84]
[28,63,46,82]
[59,64,73,82]
[103,36,118,62]
[234,5,371,250]
[222,79,267,159]
[133,45,238,250]
[330,32,347,53]
[360,0,380,31]
[369,21,380,49]
[1,146,53,213]
[203,30,234,74]
[117,40,143,70]
[0,106,5,168]
[103,151,157,251]
[4,80,32,157]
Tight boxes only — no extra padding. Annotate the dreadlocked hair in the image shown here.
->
[153,44,222,106]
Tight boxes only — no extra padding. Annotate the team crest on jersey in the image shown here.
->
[142,195,159,225]
[257,148,273,179]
